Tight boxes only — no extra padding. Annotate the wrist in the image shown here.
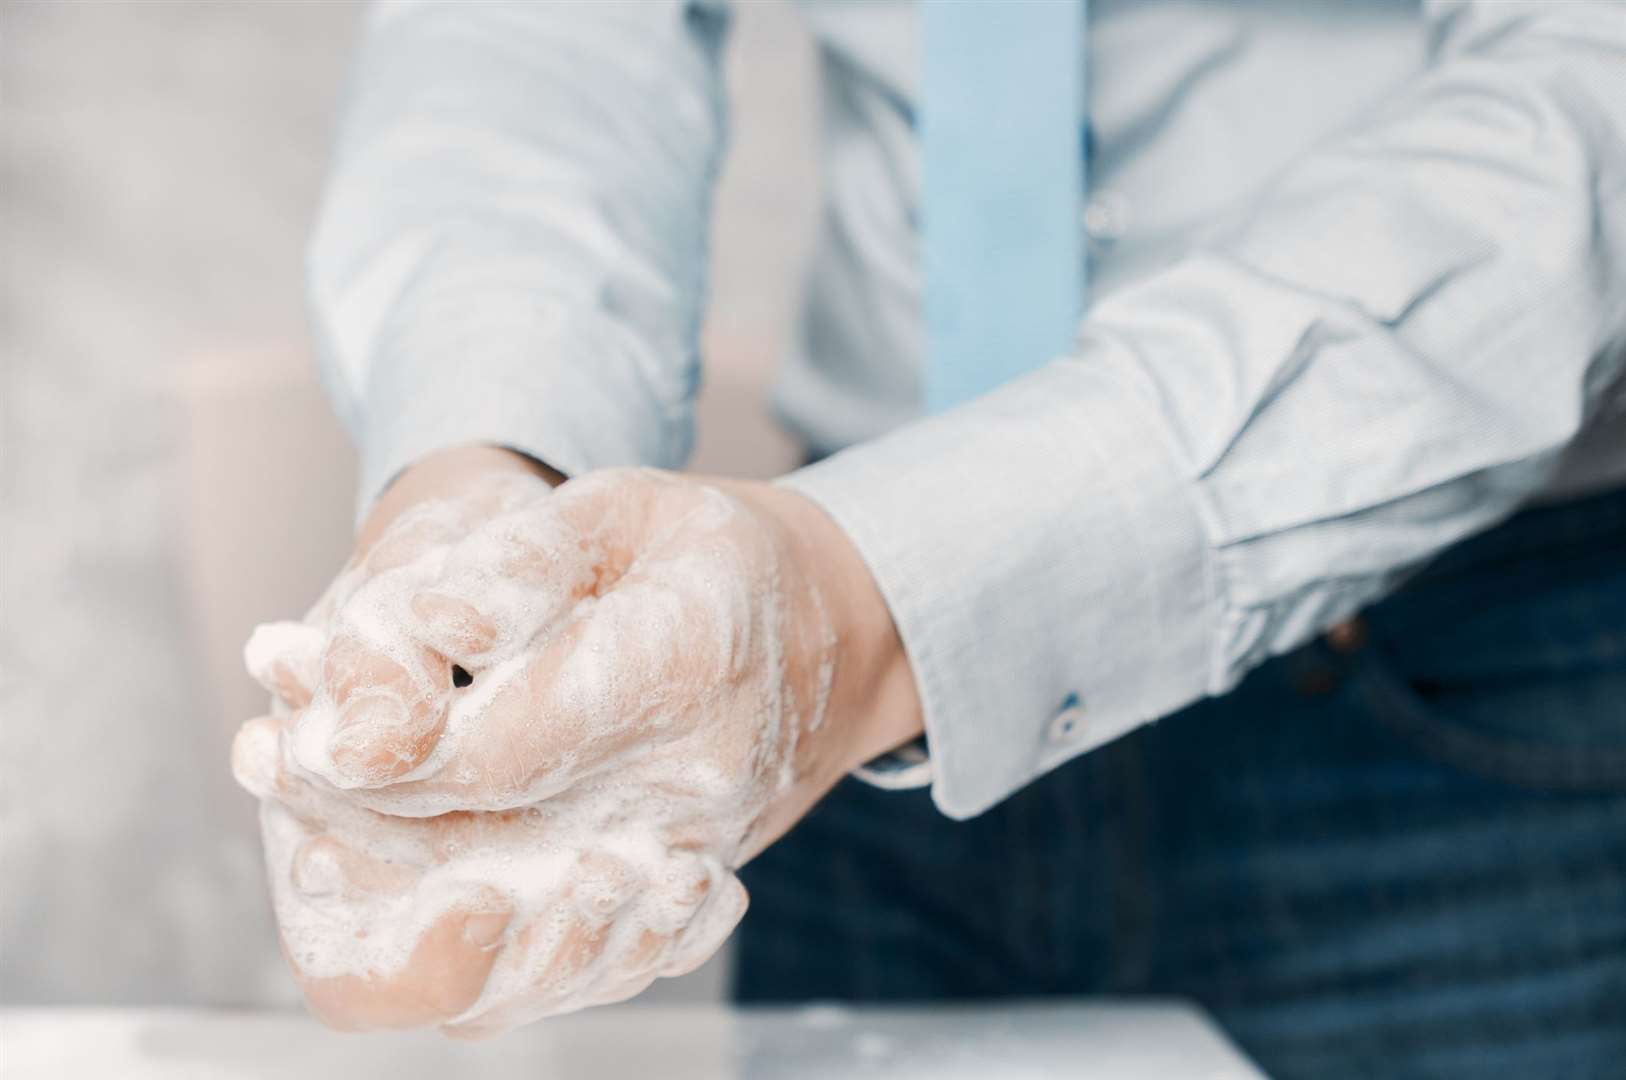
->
[745,481,925,778]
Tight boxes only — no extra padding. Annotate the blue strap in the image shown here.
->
[920,0,1086,412]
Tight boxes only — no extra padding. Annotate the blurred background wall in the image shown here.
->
[0,0,813,1007]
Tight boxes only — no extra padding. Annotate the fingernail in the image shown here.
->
[326,697,409,783]
[328,729,388,784]
[463,911,512,950]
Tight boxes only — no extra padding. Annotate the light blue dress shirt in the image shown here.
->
[309,0,1626,819]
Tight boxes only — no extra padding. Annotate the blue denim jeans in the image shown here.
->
[734,487,1626,1078]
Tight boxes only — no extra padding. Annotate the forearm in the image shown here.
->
[307,0,731,515]
[792,0,1626,819]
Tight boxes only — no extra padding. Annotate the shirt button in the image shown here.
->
[1082,189,1131,247]
[1325,617,1368,654]
[1047,697,1087,744]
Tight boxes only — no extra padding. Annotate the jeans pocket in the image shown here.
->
[1343,489,1626,790]
[1351,601,1626,791]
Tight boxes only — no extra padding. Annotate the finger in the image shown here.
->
[406,470,674,665]
[231,714,338,827]
[243,622,324,710]
[295,886,513,1033]
[569,853,715,1008]
[439,913,610,1038]
[360,473,541,575]
[322,473,752,811]
[360,501,465,577]
[437,850,641,1037]
[303,492,476,637]
[438,1010,517,1041]
[573,924,682,1012]
[407,510,588,663]
[356,564,741,811]
[661,873,748,978]
[231,714,290,802]
[233,714,408,844]
[575,849,645,920]
[557,871,741,1015]
[300,473,572,789]
[408,592,500,660]
[297,632,452,788]
[621,928,677,974]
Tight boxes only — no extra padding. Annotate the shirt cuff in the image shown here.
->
[851,738,934,790]
[356,288,693,518]
[780,346,1218,819]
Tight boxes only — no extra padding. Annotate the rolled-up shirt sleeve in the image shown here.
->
[784,0,1626,819]
[307,0,730,512]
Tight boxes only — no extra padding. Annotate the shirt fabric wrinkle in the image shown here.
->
[309,0,1626,819]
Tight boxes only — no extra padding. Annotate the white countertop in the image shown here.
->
[0,1002,1261,1079]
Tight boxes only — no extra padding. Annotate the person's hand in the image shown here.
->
[233,711,747,1035]
[278,465,921,855]
[242,445,564,755]
[236,454,923,1032]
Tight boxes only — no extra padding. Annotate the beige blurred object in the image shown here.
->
[2,0,366,1008]
[172,352,357,738]
[694,0,816,478]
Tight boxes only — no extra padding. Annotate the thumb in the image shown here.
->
[291,631,453,790]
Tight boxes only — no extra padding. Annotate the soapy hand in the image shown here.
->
[233,710,747,1036]
[240,446,564,728]
[235,453,921,1033]
[284,467,887,845]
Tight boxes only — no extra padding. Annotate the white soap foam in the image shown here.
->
[239,471,833,1027]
